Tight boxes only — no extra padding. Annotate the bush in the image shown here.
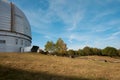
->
[102,47,118,57]
[39,49,48,55]
[67,49,75,56]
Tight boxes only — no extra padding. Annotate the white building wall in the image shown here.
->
[0,33,31,52]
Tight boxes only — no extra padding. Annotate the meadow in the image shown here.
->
[0,53,120,80]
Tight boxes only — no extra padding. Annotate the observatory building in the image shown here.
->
[0,0,32,52]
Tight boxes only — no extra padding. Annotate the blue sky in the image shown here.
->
[9,0,120,50]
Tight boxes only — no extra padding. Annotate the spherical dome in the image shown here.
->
[0,0,32,52]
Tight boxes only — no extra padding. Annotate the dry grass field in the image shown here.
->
[0,53,120,80]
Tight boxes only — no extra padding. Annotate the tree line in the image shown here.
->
[43,38,120,57]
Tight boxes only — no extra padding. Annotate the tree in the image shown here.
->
[55,38,67,55]
[102,46,118,57]
[77,49,84,56]
[44,41,55,53]
[83,46,93,55]
[92,48,102,55]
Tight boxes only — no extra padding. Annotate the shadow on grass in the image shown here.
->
[0,65,107,80]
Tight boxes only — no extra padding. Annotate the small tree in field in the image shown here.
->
[55,38,67,55]
[44,38,67,55]
[44,41,55,53]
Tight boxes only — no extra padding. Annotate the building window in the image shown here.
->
[0,40,6,44]
[21,40,23,45]
[16,39,18,45]
[25,41,27,46]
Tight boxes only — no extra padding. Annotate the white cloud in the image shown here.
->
[91,10,116,22]
[49,0,85,31]
[67,11,84,31]
[88,19,120,33]
[67,33,94,43]
[68,44,84,50]
[67,29,120,49]
[112,31,120,36]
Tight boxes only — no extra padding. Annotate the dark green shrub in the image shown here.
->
[102,47,118,57]
[67,49,75,56]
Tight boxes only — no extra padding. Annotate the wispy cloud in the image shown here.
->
[112,31,120,36]
[91,10,116,22]
[22,0,86,38]
[67,11,84,31]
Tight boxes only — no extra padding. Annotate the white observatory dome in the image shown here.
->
[0,0,32,52]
